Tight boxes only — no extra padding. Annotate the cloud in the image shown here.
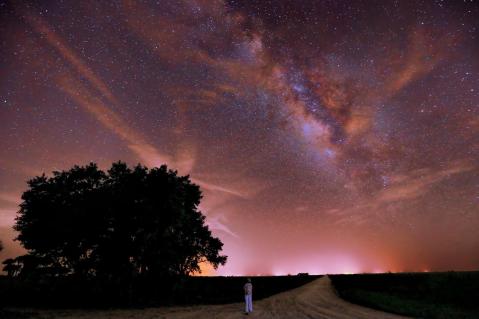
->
[0,208,17,227]
[21,13,175,170]
[57,75,172,169]
[383,28,455,97]
[205,213,239,239]
[193,167,269,200]
[0,192,21,205]
[33,25,258,201]
[24,14,118,105]
[329,161,476,226]
[57,70,258,200]
[193,179,248,198]
[377,161,475,203]
[121,0,234,67]
[0,192,22,228]
[0,159,46,178]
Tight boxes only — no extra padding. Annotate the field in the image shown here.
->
[2,272,478,318]
[0,274,320,308]
[330,271,479,319]
[1,276,407,319]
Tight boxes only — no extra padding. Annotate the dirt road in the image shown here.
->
[27,276,410,319]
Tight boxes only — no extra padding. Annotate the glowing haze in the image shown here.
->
[0,0,478,275]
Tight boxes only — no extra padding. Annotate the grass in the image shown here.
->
[172,274,321,305]
[0,274,321,308]
[330,271,479,319]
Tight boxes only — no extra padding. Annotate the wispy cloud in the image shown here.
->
[328,161,476,226]
[205,213,239,239]
[23,13,264,204]
[22,13,173,169]
[0,208,17,227]
[0,159,46,178]
[25,14,118,105]
[57,75,172,168]
[0,192,21,205]
[377,161,475,203]
[193,179,249,198]
[384,28,455,97]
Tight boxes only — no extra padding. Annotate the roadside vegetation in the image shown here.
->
[330,271,479,319]
[0,274,319,309]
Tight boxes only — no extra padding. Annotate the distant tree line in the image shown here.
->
[2,162,226,289]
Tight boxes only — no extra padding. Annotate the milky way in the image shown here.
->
[1,0,478,275]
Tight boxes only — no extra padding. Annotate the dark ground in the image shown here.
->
[330,271,479,319]
[3,272,478,318]
[0,274,320,308]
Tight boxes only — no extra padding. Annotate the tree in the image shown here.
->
[2,258,19,277]
[13,162,227,280]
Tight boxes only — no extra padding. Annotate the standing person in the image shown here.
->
[243,278,253,314]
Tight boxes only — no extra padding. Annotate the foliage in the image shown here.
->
[330,272,479,319]
[9,162,226,281]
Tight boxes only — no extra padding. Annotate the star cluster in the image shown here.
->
[0,0,478,275]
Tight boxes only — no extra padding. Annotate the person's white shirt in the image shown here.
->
[244,282,253,295]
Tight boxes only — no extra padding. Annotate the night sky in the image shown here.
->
[1,0,478,275]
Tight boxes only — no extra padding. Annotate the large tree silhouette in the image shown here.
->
[12,162,227,280]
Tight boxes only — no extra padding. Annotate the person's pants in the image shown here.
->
[244,294,253,313]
